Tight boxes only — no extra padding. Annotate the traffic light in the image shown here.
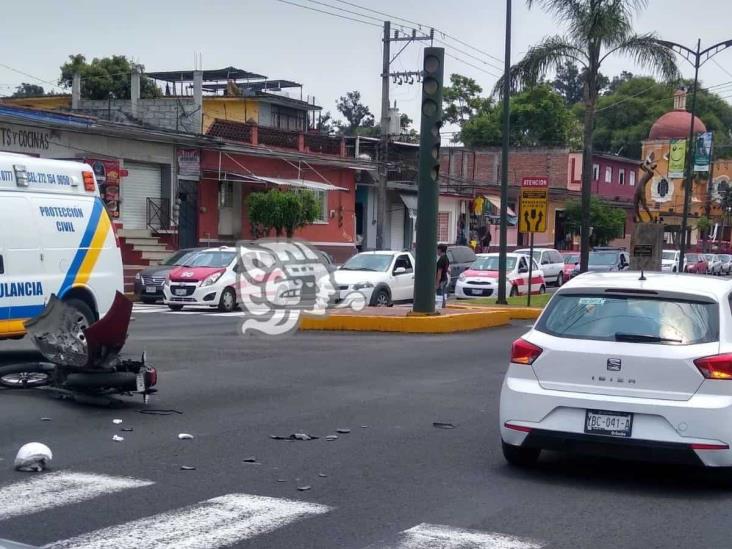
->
[412,47,445,314]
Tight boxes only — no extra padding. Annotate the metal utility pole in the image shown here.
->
[412,47,445,314]
[376,20,391,250]
[497,0,512,304]
[658,37,732,271]
[375,22,434,251]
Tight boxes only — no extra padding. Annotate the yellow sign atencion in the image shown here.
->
[519,188,548,233]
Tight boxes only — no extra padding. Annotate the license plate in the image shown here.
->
[174,288,187,296]
[584,409,633,437]
[136,371,145,392]
[145,285,157,293]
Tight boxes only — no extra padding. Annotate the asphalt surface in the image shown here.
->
[1,307,732,548]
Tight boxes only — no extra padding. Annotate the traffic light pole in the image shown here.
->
[412,47,445,315]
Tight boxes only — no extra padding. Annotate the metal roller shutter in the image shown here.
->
[121,162,162,229]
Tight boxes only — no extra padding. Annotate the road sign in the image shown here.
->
[519,177,548,233]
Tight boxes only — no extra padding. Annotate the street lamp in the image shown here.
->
[497,0,512,304]
[657,38,732,271]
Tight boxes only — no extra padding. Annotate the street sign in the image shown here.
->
[519,177,548,233]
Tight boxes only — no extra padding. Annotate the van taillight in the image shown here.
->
[82,171,96,192]
[511,338,543,365]
[694,354,732,379]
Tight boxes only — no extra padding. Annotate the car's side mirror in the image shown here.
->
[394,266,407,275]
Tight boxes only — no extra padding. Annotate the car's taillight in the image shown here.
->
[694,353,732,379]
[82,170,96,192]
[511,338,543,365]
[145,367,158,387]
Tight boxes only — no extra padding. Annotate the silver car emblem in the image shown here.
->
[607,358,622,371]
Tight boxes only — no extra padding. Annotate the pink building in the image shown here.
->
[568,153,640,200]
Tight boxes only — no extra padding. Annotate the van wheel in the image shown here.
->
[63,297,95,341]
[502,441,540,467]
[168,304,184,311]
[556,272,564,287]
[218,288,237,312]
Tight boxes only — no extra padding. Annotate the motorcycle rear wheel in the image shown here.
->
[0,363,55,388]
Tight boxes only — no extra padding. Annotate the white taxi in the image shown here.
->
[455,253,545,299]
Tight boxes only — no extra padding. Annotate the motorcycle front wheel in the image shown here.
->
[0,363,55,388]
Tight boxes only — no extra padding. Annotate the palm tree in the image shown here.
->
[498,0,678,271]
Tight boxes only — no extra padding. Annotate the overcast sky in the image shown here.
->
[3,0,732,128]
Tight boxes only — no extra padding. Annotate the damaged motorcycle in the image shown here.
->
[0,292,157,405]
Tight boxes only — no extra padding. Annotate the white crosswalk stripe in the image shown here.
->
[45,493,332,549]
[371,523,546,549]
[0,472,153,521]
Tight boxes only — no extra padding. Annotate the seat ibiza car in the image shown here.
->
[500,272,732,468]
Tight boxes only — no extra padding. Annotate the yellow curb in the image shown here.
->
[299,310,511,333]
[447,304,542,320]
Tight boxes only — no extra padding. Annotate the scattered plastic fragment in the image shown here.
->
[121,427,134,432]
[40,418,52,422]
[180,465,196,471]
[112,435,124,442]
[14,443,52,472]
[270,433,319,441]
[276,479,287,483]
[318,473,328,478]
[297,485,311,491]
[433,422,456,429]
[178,433,194,440]
[361,425,368,429]
[138,409,183,415]
[325,435,339,441]
[243,457,257,463]
[113,419,123,425]
[336,428,351,434]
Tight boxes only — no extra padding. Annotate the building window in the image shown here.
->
[313,189,329,222]
[629,171,636,186]
[619,169,625,185]
[605,166,612,183]
[218,181,233,208]
[438,212,450,242]
[592,164,600,181]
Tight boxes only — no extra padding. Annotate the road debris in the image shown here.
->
[112,435,124,442]
[318,473,328,478]
[276,479,287,483]
[336,428,351,434]
[325,435,339,441]
[40,418,52,422]
[361,425,368,429]
[297,485,312,491]
[178,433,195,440]
[138,409,183,415]
[113,419,123,425]
[242,457,258,463]
[121,427,134,432]
[14,443,52,472]
[433,422,457,429]
[180,465,196,471]
[270,433,319,441]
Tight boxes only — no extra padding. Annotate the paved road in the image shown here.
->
[0,310,731,548]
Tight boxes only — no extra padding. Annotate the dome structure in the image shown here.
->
[648,88,706,140]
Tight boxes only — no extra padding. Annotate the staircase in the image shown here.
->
[118,229,175,295]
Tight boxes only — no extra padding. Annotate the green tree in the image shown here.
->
[12,83,45,97]
[565,197,626,246]
[248,189,320,238]
[501,0,678,271]
[461,84,572,147]
[442,73,489,126]
[335,90,374,135]
[553,61,608,105]
[59,54,161,100]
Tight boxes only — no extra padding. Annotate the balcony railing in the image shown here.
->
[304,133,342,155]
[257,126,299,149]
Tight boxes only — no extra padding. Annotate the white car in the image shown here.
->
[661,249,680,272]
[706,254,724,276]
[334,251,415,306]
[719,254,732,275]
[455,253,545,299]
[500,271,732,469]
[515,248,565,286]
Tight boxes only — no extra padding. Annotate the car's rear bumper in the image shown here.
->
[500,364,732,467]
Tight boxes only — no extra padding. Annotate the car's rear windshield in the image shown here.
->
[340,254,392,272]
[536,293,718,345]
[563,254,579,264]
[186,251,236,268]
[687,253,699,261]
[472,256,516,271]
[589,252,618,266]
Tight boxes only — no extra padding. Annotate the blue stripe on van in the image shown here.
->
[4,304,45,319]
[57,198,104,298]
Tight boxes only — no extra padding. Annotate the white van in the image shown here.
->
[0,152,123,339]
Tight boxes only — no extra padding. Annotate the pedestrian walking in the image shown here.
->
[481,230,492,253]
[436,244,450,309]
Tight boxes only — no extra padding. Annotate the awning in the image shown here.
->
[484,196,518,226]
[255,176,347,192]
[400,193,418,219]
[485,196,517,217]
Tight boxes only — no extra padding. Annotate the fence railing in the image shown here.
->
[146,197,171,233]
[257,126,300,149]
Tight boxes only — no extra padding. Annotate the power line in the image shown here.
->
[711,59,732,81]
[303,0,382,23]
[332,0,504,64]
[274,0,382,27]
[445,52,501,79]
[0,62,63,90]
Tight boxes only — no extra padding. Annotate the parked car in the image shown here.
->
[685,253,708,274]
[334,251,415,306]
[571,250,630,277]
[661,249,680,272]
[455,253,545,299]
[500,271,732,469]
[446,245,477,292]
[705,254,723,276]
[719,254,732,275]
[515,248,565,286]
[134,248,205,303]
[562,252,580,280]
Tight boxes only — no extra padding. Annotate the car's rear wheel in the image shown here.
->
[370,288,391,307]
[556,272,564,287]
[502,441,540,467]
[539,284,546,294]
[218,287,237,313]
[509,285,518,297]
[168,304,184,311]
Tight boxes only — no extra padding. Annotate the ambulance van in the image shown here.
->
[0,152,123,339]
